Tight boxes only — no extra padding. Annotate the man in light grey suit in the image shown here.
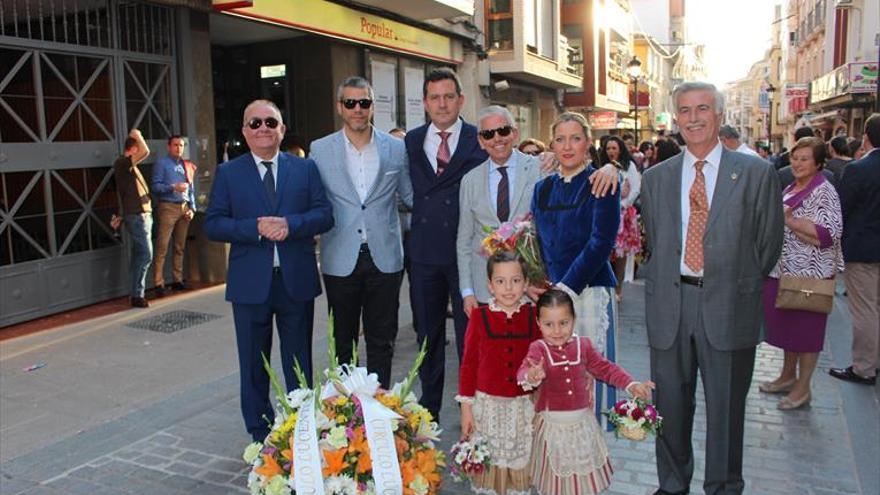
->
[457,106,542,314]
[640,82,783,495]
[309,76,413,387]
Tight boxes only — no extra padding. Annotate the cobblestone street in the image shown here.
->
[1,282,877,495]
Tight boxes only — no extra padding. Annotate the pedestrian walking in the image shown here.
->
[640,81,783,494]
[830,113,880,386]
[600,135,641,302]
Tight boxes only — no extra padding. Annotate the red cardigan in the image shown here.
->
[458,303,540,399]
[516,336,633,412]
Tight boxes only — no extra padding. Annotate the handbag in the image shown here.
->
[774,275,835,314]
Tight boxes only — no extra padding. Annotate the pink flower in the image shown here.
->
[630,407,644,421]
[645,405,658,421]
[614,400,630,415]
[497,222,515,240]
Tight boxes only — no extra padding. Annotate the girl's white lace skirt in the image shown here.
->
[469,392,534,495]
[530,408,614,495]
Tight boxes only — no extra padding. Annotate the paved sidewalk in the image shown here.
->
[1,282,877,495]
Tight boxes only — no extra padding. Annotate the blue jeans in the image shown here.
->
[125,213,153,298]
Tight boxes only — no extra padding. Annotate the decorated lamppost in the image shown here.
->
[627,56,643,142]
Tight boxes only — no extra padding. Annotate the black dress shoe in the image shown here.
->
[154,285,169,297]
[170,281,190,291]
[130,297,150,308]
[829,366,877,385]
[653,490,689,495]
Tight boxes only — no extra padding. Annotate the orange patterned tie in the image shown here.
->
[684,160,708,273]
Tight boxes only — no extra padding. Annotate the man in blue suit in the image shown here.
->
[205,99,334,442]
[404,68,488,419]
[309,76,413,388]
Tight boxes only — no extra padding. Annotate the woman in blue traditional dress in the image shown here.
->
[529,112,622,427]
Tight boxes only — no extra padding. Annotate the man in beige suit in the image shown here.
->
[456,106,542,314]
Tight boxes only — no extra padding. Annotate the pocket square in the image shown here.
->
[384,170,400,176]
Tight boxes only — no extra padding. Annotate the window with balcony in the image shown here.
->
[486,0,514,51]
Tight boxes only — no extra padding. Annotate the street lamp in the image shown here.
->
[766,84,776,151]
[627,56,642,142]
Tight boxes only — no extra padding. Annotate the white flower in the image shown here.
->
[247,471,262,495]
[264,475,291,495]
[326,426,349,449]
[416,418,441,441]
[325,475,358,495]
[286,389,311,409]
[243,442,263,464]
[409,474,430,495]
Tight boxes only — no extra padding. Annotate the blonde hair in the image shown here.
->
[551,112,592,139]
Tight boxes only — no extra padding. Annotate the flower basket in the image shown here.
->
[448,436,492,483]
[244,317,443,495]
[603,398,662,442]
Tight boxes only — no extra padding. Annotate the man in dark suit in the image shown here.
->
[205,99,334,442]
[641,82,783,494]
[830,113,880,386]
[404,68,487,420]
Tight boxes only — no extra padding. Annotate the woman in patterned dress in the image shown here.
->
[760,136,844,410]
[530,112,622,426]
[600,136,642,302]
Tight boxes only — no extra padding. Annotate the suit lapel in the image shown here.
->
[436,122,475,186]
[245,154,273,212]
[475,160,495,220]
[364,129,388,203]
[668,155,684,247]
[411,125,436,183]
[706,149,742,231]
[332,131,361,201]
[510,151,533,214]
[273,153,291,213]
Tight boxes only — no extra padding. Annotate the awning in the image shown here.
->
[809,110,843,125]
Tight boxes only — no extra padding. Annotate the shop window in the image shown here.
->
[0,48,39,142]
[124,60,173,140]
[41,52,114,142]
[117,2,174,57]
[0,0,112,49]
[486,0,514,51]
[1,172,50,264]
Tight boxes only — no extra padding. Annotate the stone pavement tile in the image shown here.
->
[43,477,104,495]
[0,475,37,495]
[198,469,236,484]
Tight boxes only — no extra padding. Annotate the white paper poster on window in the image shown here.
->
[404,67,426,130]
[371,60,397,132]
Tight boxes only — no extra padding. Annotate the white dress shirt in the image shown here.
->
[680,141,723,277]
[252,152,281,267]
[423,118,463,173]
[343,129,380,242]
[736,142,761,157]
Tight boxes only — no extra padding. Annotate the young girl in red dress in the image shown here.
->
[518,289,654,495]
[458,251,541,495]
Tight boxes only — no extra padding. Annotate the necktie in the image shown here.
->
[496,166,510,222]
[261,161,277,207]
[684,160,708,273]
[436,131,451,176]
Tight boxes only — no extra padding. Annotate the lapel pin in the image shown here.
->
[730,172,738,180]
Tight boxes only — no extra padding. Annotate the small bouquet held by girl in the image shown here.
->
[604,398,663,441]
[480,213,548,287]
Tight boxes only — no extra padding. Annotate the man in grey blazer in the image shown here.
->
[309,76,413,387]
[640,82,783,495]
[457,106,542,313]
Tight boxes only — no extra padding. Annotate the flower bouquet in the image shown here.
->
[480,213,548,286]
[448,436,491,483]
[603,398,662,441]
[244,322,444,495]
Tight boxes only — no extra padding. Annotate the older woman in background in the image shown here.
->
[760,136,844,410]
[518,138,546,156]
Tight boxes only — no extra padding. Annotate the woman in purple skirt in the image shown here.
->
[760,136,844,410]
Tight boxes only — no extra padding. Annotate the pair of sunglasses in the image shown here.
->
[247,117,280,130]
[340,98,373,109]
[478,125,513,140]
[523,149,541,156]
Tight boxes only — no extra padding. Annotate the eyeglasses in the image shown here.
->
[478,125,513,140]
[340,98,373,109]
[247,117,280,130]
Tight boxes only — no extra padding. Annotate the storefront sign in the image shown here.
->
[588,111,617,130]
[811,65,849,103]
[404,67,426,130]
[218,0,459,63]
[784,83,809,115]
[849,62,878,94]
[371,60,398,132]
